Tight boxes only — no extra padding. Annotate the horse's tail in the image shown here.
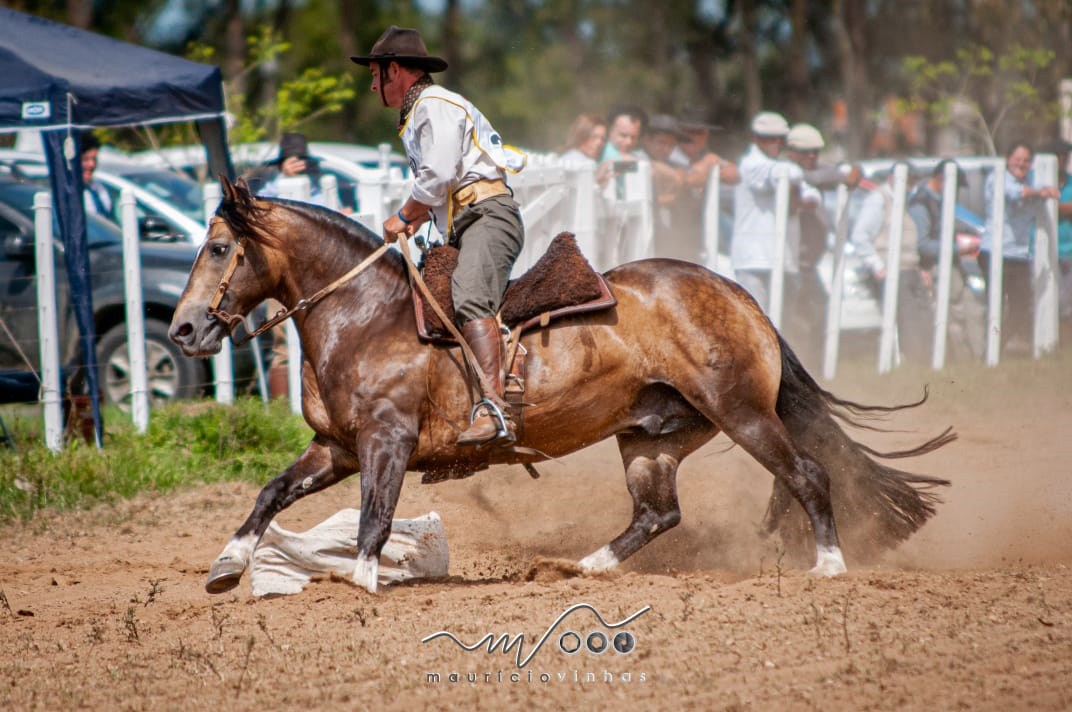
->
[772,335,954,560]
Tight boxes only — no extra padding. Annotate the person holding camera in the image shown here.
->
[259,132,327,207]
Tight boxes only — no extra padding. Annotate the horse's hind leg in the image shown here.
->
[579,427,713,573]
[207,438,356,594]
[723,409,846,576]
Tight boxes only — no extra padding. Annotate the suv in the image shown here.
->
[0,177,262,407]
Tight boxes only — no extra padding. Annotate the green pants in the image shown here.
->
[449,194,525,325]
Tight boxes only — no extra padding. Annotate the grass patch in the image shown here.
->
[0,397,312,523]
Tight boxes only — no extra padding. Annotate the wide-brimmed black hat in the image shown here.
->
[267,133,320,166]
[350,26,448,73]
[646,114,689,141]
[677,107,723,132]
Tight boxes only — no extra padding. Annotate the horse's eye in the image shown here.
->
[210,243,228,257]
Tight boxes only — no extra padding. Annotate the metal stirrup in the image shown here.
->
[469,398,511,441]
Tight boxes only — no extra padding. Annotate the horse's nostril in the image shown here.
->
[170,322,193,340]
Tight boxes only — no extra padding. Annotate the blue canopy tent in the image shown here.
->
[0,8,233,445]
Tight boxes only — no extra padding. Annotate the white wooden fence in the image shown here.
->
[24,153,1062,446]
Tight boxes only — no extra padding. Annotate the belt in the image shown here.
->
[451,178,509,215]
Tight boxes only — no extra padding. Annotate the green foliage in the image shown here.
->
[0,398,313,523]
[275,69,355,133]
[902,43,1059,154]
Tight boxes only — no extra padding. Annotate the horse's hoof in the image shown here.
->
[352,554,379,593]
[578,546,620,573]
[205,558,245,594]
[807,546,848,577]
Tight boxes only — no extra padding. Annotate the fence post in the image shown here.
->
[931,161,959,370]
[33,192,63,452]
[320,174,340,212]
[1032,153,1060,356]
[119,189,150,433]
[822,184,850,380]
[985,160,1006,367]
[702,163,723,274]
[877,163,909,374]
[568,162,598,269]
[769,170,791,329]
[356,173,387,232]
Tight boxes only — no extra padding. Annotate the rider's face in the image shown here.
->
[369,62,406,108]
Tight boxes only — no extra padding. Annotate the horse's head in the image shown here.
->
[169,178,284,357]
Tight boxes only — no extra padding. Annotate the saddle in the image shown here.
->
[411,232,616,456]
[413,231,616,343]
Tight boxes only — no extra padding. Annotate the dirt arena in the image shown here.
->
[2,357,1071,710]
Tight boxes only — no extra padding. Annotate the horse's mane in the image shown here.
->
[216,186,398,269]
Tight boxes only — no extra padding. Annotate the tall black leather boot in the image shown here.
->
[456,317,515,446]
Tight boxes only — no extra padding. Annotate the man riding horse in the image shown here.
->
[352,25,526,447]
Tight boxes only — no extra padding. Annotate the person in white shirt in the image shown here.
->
[730,111,803,313]
[352,26,526,447]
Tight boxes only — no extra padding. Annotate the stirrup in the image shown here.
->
[468,397,515,446]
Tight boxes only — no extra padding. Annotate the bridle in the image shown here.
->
[204,234,390,347]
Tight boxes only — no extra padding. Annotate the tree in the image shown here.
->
[903,43,1060,155]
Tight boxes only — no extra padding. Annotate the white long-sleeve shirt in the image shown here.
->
[400,85,525,234]
[730,144,803,272]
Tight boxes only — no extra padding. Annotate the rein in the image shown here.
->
[206,239,391,347]
[202,230,505,429]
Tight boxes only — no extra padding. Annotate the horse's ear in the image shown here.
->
[235,177,255,200]
[220,175,240,204]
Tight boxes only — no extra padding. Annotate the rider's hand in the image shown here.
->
[383,212,415,243]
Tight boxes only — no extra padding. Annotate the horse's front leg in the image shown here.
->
[351,416,418,593]
[207,437,357,594]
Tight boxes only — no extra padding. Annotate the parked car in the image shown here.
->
[0,149,208,244]
[0,177,264,408]
[132,142,408,213]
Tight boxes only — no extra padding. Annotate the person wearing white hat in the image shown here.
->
[730,110,803,313]
[781,122,831,366]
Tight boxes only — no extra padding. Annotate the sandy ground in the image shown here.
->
[2,358,1071,711]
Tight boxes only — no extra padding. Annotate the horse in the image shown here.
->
[169,178,953,594]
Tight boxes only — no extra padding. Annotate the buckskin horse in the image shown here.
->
[169,179,953,595]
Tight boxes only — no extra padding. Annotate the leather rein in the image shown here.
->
[205,238,391,347]
[202,233,492,401]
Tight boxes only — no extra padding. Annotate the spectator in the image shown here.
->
[1048,140,1072,328]
[980,141,1060,352]
[558,113,607,164]
[600,105,647,200]
[558,112,612,191]
[258,132,327,206]
[907,159,985,359]
[730,111,803,313]
[676,109,739,186]
[674,110,739,266]
[601,105,646,162]
[256,132,331,398]
[80,133,112,219]
[639,114,690,256]
[908,160,975,274]
[783,123,833,366]
[850,164,932,364]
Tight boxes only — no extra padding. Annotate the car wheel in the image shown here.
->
[97,320,204,408]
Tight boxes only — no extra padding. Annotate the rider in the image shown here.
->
[351,26,526,447]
